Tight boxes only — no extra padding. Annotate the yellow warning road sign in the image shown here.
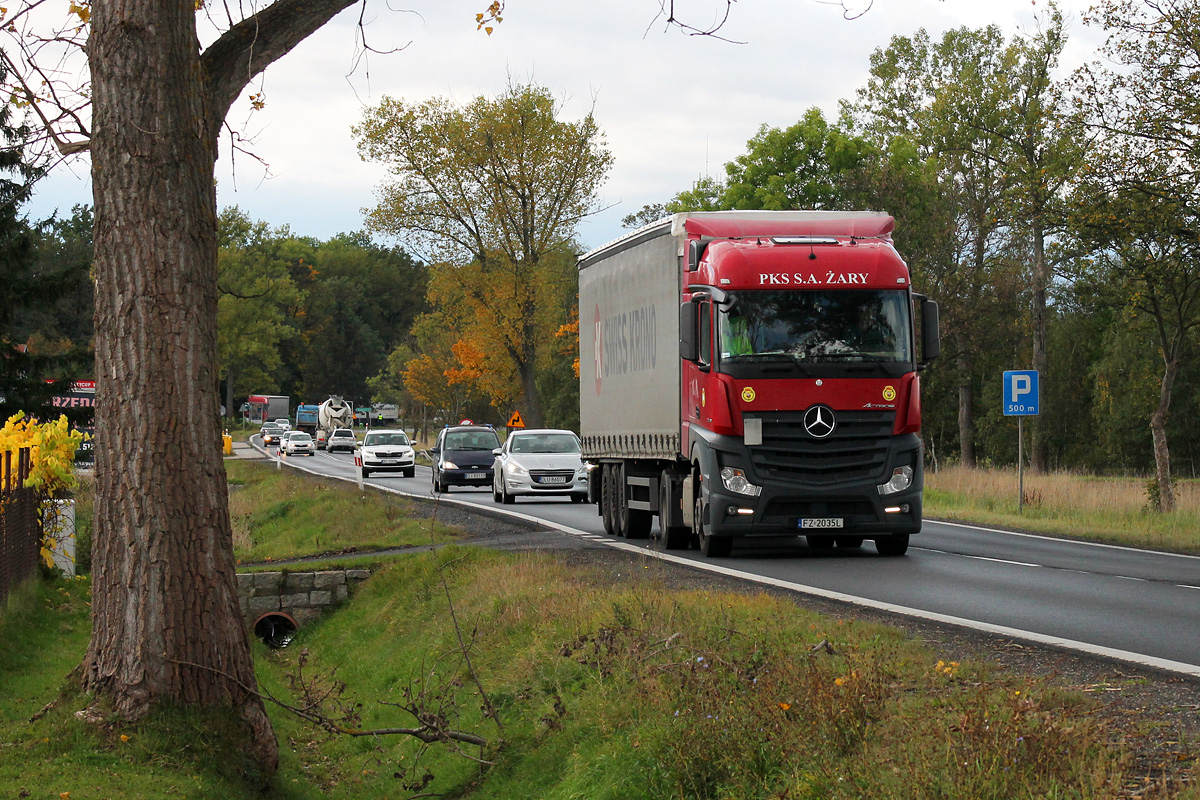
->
[507,410,525,428]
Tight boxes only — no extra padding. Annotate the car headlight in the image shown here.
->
[442,460,459,470]
[877,465,913,496]
[507,461,528,476]
[720,467,761,497]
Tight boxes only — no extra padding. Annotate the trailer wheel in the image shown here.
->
[600,464,617,536]
[615,463,651,539]
[875,534,909,557]
[694,494,731,558]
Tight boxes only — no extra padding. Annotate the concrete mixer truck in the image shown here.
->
[316,396,354,450]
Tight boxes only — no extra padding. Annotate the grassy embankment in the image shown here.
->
[926,466,1200,554]
[1,460,1196,798]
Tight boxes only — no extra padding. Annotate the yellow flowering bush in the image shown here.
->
[0,412,86,569]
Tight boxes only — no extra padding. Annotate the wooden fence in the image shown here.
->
[0,448,38,608]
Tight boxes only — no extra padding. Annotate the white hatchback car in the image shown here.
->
[492,429,587,504]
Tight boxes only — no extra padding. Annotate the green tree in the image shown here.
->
[851,24,1031,468]
[1072,0,1200,510]
[355,82,611,426]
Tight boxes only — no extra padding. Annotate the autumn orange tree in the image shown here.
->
[355,83,611,427]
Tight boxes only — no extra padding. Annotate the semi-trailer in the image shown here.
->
[578,211,940,557]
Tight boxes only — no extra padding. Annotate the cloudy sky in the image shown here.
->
[26,0,1103,254]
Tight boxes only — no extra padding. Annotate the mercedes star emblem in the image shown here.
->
[803,404,836,439]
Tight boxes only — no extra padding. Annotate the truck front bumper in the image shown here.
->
[697,431,924,539]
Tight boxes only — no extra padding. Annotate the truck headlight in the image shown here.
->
[877,466,913,496]
[720,467,761,497]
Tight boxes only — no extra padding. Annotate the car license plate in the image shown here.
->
[800,518,843,529]
[380,459,397,464]
[539,476,566,484]
[466,472,486,479]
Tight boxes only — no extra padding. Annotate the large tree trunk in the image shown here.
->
[1149,354,1179,513]
[84,0,277,776]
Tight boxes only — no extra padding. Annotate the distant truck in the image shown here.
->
[317,396,354,449]
[372,403,400,425]
[578,211,940,558]
[247,394,289,424]
[295,404,319,434]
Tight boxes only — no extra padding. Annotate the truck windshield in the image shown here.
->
[719,289,911,372]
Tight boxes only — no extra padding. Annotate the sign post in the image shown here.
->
[1003,370,1040,513]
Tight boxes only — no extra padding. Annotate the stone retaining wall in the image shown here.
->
[236,569,371,627]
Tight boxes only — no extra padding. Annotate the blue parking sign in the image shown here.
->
[1003,370,1039,416]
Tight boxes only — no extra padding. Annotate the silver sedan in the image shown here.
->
[492,429,588,504]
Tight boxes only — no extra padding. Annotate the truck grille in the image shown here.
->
[747,410,895,485]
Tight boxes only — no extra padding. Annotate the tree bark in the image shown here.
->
[956,345,976,468]
[1030,218,1049,473]
[1150,354,1178,513]
[84,0,279,773]
[82,0,358,778]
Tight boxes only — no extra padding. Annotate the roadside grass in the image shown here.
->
[926,466,1200,554]
[226,460,460,562]
[7,551,1193,799]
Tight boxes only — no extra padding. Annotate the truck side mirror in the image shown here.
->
[687,239,705,272]
[919,296,941,364]
[679,300,699,361]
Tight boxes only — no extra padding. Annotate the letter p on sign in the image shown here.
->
[1003,370,1039,416]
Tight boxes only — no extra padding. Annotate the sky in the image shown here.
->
[24,0,1105,255]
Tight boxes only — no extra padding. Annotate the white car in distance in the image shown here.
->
[282,431,315,456]
[492,429,588,504]
[326,428,357,453]
[359,430,416,478]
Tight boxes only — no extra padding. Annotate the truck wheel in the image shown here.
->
[656,471,690,550]
[875,534,909,557]
[694,495,731,558]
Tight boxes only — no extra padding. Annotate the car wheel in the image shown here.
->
[875,534,909,557]
[361,469,370,478]
[404,468,415,478]
[835,536,864,549]
[432,473,443,493]
[500,478,515,505]
[695,493,731,558]
[570,493,585,503]
[492,475,503,503]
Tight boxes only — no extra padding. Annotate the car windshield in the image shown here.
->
[291,434,311,443]
[443,430,501,450]
[509,433,581,454]
[331,430,354,439]
[364,432,410,447]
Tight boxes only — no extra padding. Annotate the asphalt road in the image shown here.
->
[250,438,1200,677]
